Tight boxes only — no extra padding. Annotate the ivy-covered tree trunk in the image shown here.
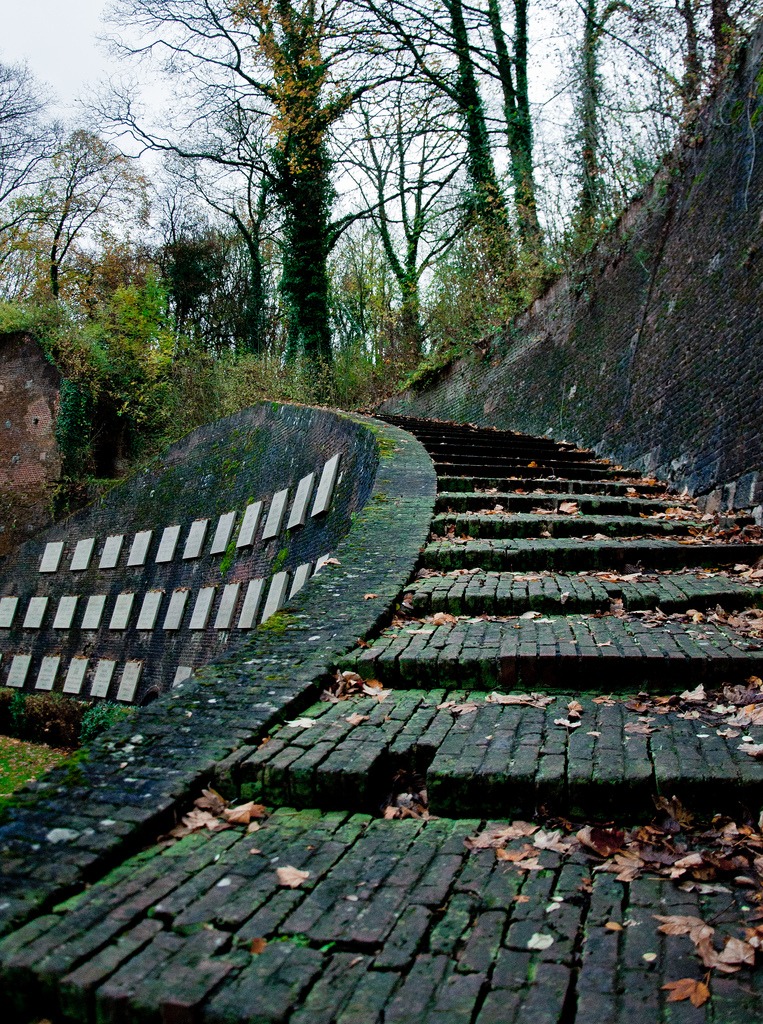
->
[486,0,541,247]
[276,143,333,364]
[577,0,604,231]
[446,0,509,234]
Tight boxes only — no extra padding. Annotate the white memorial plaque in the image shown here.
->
[0,597,18,628]
[311,454,341,517]
[82,595,107,630]
[210,512,237,555]
[261,572,290,623]
[214,583,240,629]
[109,593,135,630]
[163,590,190,631]
[91,659,116,698]
[262,489,289,540]
[53,595,78,630]
[70,538,95,571]
[237,579,264,629]
[116,661,142,702]
[137,591,163,630]
[127,531,153,566]
[289,562,313,599]
[155,525,181,563]
[23,597,48,629]
[189,587,216,630]
[183,519,209,559]
[39,541,64,573]
[172,665,193,687]
[99,534,124,569]
[35,656,60,691]
[63,658,89,695]
[287,474,315,529]
[6,654,32,687]
[314,553,332,574]
[236,502,262,548]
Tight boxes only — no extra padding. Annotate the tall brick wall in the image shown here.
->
[382,26,763,512]
[0,334,61,556]
[0,402,380,704]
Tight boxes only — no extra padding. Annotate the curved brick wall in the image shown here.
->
[0,403,380,705]
[382,26,763,513]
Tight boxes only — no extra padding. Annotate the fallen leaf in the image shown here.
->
[345,713,369,726]
[223,802,268,825]
[437,701,478,715]
[466,822,538,849]
[655,914,714,944]
[605,921,624,932]
[527,933,554,950]
[577,826,626,858]
[559,501,579,515]
[662,978,710,1007]
[432,611,458,625]
[624,721,655,734]
[363,593,378,600]
[554,718,582,729]
[285,718,316,729]
[250,938,268,955]
[486,692,555,708]
[276,866,310,888]
[680,685,707,702]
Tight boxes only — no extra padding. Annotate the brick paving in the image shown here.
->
[3,415,763,1021]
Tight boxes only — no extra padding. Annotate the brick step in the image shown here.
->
[431,512,706,540]
[435,491,683,516]
[419,441,599,463]
[432,458,620,480]
[407,570,763,617]
[239,691,763,821]
[378,412,579,449]
[438,476,662,494]
[423,537,763,572]
[11,807,760,1024]
[339,616,763,691]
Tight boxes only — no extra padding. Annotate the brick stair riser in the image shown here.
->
[437,477,664,495]
[435,493,679,515]
[423,541,763,572]
[430,513,699,540]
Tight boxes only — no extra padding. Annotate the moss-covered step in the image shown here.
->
[423,537,763,572]
[406,569,763,617]
[437,476,666,495]
[238,690,763,821]
[430,512,707,540]
[435,491,682,516]
[338,615,763,692]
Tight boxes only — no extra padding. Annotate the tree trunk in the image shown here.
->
[486,0,541,246]
[578,0,603,229]
[447,0,510,235]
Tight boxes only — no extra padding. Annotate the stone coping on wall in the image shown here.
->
[0,411,437,938]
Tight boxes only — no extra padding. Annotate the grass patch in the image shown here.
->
[0,734,72,795]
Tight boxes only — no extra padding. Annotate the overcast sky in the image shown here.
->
[1,1,112,112]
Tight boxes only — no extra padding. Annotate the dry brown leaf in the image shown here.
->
[363,593,378,600]
[485,692,555,708]
[222,802,269,826]
[624,721,655,734]
[432,611,458,625]
[559,501,579,515]
[466,822,538,849]
[345,713,369,726]
[655,915,714,944]
[276,866,310,888]
[577,825,626,858]
[605,921,624,932]
[195,788,228,815]
[662,979,711,1007]
[437,701,478,715]
[250,938,268,955]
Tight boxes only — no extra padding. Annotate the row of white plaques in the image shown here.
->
[0,557,330,634]
[36,454,341,574]
[0,556,333,700]
[1,654,193,703]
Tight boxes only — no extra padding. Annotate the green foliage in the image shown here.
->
[0,689,133,748]
[79,702,135,745]
[56,378,95,477]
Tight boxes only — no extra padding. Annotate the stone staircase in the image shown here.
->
[245,415,763,821]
